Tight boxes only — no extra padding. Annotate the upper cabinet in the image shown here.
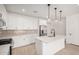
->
[5,12,39,30]
[0,5,7,21]
[0,5,7,29]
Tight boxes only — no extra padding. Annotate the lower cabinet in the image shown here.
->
[12,43,36,55]
[11,34,37,55]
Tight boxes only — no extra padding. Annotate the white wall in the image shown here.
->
[66,14,79,44]
[53,19,66,36]
[47,19,66,36]
[39,18,66,36]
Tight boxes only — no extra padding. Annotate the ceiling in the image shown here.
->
[4,4,79,19]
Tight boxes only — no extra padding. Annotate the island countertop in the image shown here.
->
[36,35,66,43]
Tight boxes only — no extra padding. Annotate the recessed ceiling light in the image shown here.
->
[22,9,25,12]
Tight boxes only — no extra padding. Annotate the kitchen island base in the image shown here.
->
[35,36,65,55]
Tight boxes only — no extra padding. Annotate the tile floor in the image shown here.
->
[12,43,79,55]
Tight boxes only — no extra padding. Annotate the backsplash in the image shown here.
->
[0,30,38,37]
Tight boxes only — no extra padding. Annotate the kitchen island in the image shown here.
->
[35,35,65,55]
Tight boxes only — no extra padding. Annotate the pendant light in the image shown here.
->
[54,8,57,20]
[54,7,58,22]
[59,10,62,21]
[48,4,51,22]
[59,10,63,23]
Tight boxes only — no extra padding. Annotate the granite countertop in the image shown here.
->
[36,35,66,43]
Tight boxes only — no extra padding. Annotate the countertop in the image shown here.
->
[36,35,66,43]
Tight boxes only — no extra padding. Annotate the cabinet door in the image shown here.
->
[0,5,7,21]
[6,20,16,30]
[6,14,17,30]
[23,17,38,29]
[0,5,7,29]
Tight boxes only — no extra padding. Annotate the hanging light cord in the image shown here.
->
[54,8,57,20]
[48,4,50,20]
[59,10,62,21]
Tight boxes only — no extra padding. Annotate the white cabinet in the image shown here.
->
[6,14,17,30]
[6,12,39,30]
[17,16,38,30]
[0,5,7,21]
[0,5,7,29]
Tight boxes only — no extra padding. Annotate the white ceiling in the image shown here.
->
[4,4,79,19]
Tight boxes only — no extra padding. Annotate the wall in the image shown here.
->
[47,18,66,36]
[39,18,66,36]
[66,14,79,44]
[53,18,66,36]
